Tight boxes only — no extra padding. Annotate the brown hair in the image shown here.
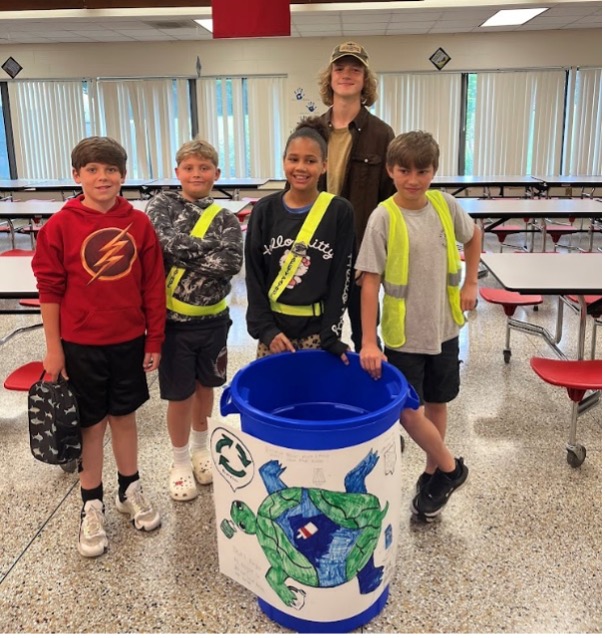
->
[176,137,219,167]
[284,116,330,161]
[386,131,440,172]
[71,136,127,176]
[318,59,378,108]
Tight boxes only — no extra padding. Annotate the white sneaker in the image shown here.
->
[191,449,213,485]
[78,499,108,558]
[115,480,161,531]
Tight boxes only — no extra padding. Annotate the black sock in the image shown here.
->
[81,483,103,505]
[118,471,140,500]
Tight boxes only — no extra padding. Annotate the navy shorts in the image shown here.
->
[159,316,231,401]
[63,335,149,428]
[385,336,461,405]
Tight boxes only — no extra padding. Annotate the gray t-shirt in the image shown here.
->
[355,191,475,354]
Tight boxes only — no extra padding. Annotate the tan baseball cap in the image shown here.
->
[330,41,369,67]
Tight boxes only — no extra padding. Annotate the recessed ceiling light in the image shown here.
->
[195,19,213,33]
[481,8,548,27]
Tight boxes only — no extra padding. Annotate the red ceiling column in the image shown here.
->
[211,0,291,38]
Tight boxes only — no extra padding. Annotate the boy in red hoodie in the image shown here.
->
[32,137,166,558]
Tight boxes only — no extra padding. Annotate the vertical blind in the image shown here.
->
[4,70,601,180]
[562,68,602,175]
[247,77,287,179]
[472,70,566,175]
[9,80,89,179]
[95,78,191,179]
[196,75,287,178]
[376,73,461,174]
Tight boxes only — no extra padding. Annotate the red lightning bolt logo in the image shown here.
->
[87,224,133,284]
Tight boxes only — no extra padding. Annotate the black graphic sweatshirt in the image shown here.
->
[245,191,354,355]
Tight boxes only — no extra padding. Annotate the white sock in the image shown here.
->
[190,429,209,453]
[172,444,191,469]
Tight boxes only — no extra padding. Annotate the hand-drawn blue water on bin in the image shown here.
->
[210,418,401,629]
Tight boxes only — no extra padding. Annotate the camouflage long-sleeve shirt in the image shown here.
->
[146,191,243,323]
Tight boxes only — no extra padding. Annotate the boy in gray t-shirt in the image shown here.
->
[356,131,482,521]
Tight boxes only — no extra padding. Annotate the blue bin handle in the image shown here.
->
[386,381,420,412]
[220,385,240,416]
[403,384,420,411]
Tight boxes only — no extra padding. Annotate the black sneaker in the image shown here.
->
[411,458,468,519]
[415,471,433,496]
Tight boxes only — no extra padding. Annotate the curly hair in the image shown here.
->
[284,116,330,160]
[318,61,378,107]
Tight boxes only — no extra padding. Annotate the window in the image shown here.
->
[0,86,10,179]
[8,80,89,179]
[95,78,191,179]
[377,73,462,174]
[466,70,566,175]
[562,68,602,175]
[197,76,287,178]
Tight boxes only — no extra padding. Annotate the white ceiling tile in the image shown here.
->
[573,16,603,23]
[388,20,434,29]
[0,1,599,44]
[431,26,476,33]
[433,19,480,28]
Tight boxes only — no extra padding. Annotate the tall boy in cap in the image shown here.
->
[318,41,395,353]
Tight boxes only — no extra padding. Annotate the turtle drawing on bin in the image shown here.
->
[221,450,389,608]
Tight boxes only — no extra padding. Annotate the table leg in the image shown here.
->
[577,296,587,360]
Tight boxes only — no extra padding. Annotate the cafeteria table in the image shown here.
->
[481,252,602,466]
[0,198,248,220]
[0,198,249,248]
[532,175,602,199]
[142,177,269,200]
[480,252,601,361]
[458,197,602,252]
[0,254,41,347]
[432,175,544,198]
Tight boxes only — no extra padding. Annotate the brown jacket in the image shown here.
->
[319,107,396,249]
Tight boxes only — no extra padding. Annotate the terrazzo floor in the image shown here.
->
[0,223,601,634]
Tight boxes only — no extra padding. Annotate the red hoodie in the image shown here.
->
[32,195,166,352]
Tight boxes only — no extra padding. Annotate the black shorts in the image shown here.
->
[159,316,231,401]
[385,337,460,405]
[63,335,149,428]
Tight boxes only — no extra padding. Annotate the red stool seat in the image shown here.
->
[235,210,252,223]
[0,249,35,256]
[566,294,601,306]
[530,357,602,467]
[545,224,576,244]
[480,288,543,316]
[530,357,601,401]
[19,298,41,308]
[4,361,50,391]
[489,225,522,243]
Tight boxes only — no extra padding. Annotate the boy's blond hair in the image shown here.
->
[176,138,219,167]
[386,131,440,172]
[71,136,127,176]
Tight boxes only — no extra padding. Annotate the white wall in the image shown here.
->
[3,29,601,131]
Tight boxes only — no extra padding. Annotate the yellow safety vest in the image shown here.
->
[268,192,334,317]
[380,190,464,349]
[165,202,228,317]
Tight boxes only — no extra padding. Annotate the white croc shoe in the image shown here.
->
[191,450,213,486]
[168,466,198,501]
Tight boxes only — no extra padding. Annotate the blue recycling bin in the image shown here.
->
[220,350,419,633]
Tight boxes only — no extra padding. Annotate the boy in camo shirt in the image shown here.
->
[147,139,243,501]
